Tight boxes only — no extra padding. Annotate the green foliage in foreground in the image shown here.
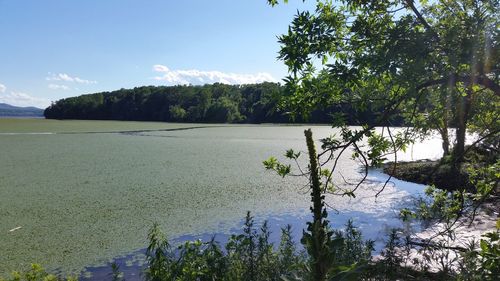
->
[270,0,499,164]
[143,212,372,281]
[0,264,77,281]
[4,221,498,281]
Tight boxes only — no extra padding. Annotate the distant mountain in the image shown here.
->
[0,103,44,117]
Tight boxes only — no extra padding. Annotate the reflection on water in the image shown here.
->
[82,169,425,281]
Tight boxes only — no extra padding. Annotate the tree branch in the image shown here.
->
[405,0,440,40]
[417,74,500,96]
[408,240,467,252]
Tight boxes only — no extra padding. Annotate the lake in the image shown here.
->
[0,119,442,277]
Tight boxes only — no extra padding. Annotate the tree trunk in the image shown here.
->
[453,90,472,163]
[440,127,450,156]
[440,87,452,157]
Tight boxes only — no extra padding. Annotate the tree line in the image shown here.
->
[43,82,403,125]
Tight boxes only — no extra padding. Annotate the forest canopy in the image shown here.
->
[44,82,400,125]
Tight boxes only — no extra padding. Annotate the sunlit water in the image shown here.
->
[0,121,448,277]
[82,169,427,281]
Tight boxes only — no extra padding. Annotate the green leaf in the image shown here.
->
[480,239,489,252]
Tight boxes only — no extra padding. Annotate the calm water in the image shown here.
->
[0,120,441,277]
[79,167,426,281]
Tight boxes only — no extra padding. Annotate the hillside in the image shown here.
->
[0,103,44,117]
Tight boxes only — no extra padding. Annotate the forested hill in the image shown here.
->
[0,103,44,117]
[44,83,398,124]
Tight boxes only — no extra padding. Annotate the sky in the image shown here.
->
[0,0,314,108]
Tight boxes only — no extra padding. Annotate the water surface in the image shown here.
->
[0,120,438,276]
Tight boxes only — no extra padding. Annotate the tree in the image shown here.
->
[205,96,245,123]
[168,105,187,121]
[269,0,499,164]
[267,1,499,279]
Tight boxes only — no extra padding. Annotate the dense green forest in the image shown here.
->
[43,83,402,125]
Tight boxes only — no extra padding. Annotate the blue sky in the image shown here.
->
[0,0,313,108]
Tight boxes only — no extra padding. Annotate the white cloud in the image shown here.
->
[0,91,51,108]
[153,65,170,72]
[152,65,277,85]
[48,84,70,90]
[46,73,97,84]
[0,83,6,93]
